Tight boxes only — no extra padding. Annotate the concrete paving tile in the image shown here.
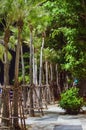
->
[25,105,86,130]
[54,125,82,130]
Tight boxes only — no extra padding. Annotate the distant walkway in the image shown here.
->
[25,104,86,130]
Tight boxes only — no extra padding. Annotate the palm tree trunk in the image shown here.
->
[29,25,34,116]
[50,63,53,81]
[39,35,44,107]
[39,37,44,85]
[21,45,25,84]
[13,25,22,129]
[56,64,61,94]
[2,27,10,126]
[33,46,35,84]
[45,61,50,103]
[33,46,38,85]
[45,61,48,85]
[21,46,28,108]
[35,57,38,86]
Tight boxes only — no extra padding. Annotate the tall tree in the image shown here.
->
[13,19,23,129]
[43,0,86,85]
[25,1,50,115]
[29,24,34,116]
[0,0,13,126]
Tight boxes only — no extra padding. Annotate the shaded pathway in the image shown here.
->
[54,125,82,130]
[25,104,86,130]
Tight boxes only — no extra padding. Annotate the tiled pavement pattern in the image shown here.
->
[26,105,86,130]
[54,125,82,130]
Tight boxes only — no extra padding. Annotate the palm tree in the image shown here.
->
[3,27,10,126]
[12,0,47,124]
[0,1,49,126]
[0,0,26,128]
[25,1,49,116]
[13,20,23,130]
[43,47,53,103]
[0,0,14,126]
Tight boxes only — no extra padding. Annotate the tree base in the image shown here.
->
[65,109,80,115]
[13,125,22,130]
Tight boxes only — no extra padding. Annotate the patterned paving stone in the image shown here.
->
[54,125,82,130]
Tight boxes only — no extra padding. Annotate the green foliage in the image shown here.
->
[0,0,86,83]
[0,44,4,61]
[18,75,30,84]
[0,44,12,62]
[9,36,17,50]
[43,0,86,80]
[62,40,86,79]
[59,87,84,114]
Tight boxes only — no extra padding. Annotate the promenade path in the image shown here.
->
[26,104,86,130]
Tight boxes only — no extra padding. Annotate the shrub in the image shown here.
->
[59,87,84,114]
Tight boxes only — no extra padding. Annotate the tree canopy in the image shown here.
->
[0,0,86,81]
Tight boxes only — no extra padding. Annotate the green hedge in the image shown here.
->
[59,87,84,114]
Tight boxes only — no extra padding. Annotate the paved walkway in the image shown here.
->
[25,104,86,130]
